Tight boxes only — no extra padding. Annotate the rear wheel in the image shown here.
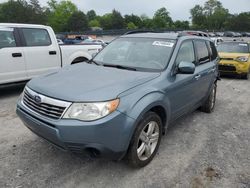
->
[200,83,217,113]
[127,112,162,168]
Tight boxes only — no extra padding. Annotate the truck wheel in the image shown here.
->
[127,111,162,168]
[71,57,88,64]
[200,83,217,113]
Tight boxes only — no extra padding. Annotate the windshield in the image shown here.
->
[94,37,176,71]
[217,42,249,53]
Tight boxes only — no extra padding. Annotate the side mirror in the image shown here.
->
[178,61,195,74]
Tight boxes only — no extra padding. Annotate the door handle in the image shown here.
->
[12,53,22,57]
[194,74,201,80]
[49,51,57,55]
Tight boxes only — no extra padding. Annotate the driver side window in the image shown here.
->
[0,29,16,49]
[175,40,195,65]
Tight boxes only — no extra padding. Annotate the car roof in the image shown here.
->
[121,32,212,41]
[0,23,51,29]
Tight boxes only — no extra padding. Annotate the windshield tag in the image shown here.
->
[239,43,247,46]
[152,41,174,47]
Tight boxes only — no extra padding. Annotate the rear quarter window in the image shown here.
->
[194,40,210,65]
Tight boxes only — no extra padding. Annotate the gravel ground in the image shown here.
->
[0,77,250,188]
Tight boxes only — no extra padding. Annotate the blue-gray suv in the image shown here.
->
[16,32,219,167]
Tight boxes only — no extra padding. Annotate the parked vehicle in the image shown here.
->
[242,32,250,37]
[215,32,224,37]
[211,37,223,46]
[17,32,219,167]
[63,35,92,45]
[57,39,64,45]
[217,42,250,79]
[0,23,102,85]
[223,31,237,37]
[208,32,216,37]
[182,30,209,37]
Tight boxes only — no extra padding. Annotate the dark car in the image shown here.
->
[224,31,237,37]
[17,32,219,167]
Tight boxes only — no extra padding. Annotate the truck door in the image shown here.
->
[0,27,26,84]
[19,28,61,78]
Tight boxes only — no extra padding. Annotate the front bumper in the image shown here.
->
[16,101,135,160]
[219,60,249,75]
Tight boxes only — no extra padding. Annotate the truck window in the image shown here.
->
[21,28,51,47]
[194,40,210,65]
[0,28,16,48]
[175,40,195,65]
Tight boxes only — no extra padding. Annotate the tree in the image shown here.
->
[153,7,173,29]
[190,5,206,29]
[29,0,47,24]
[127,22,138,29]
[87,10,97,21]
[89,19,100,27]
[124,14,142,28]
[47,0,78,32]
[67,11,89,32]
[99,9,125,29]
[174,20,190,29]
[140,14,153,29]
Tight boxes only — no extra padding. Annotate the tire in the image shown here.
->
[127,111,162,168]
[200,83,217,113]
[241,73,249,80]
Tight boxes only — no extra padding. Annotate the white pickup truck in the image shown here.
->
[0,23,102,85]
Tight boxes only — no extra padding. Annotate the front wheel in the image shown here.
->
[200,83,217,113]
[127,112,162,168]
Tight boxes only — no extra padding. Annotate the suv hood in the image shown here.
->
[27,63,160,102]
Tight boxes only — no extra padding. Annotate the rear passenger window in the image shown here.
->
[22,28,51,46]
[0,28,16,48]
[207,41,218,61]
[175,40,195,65]
[195,40,210,65]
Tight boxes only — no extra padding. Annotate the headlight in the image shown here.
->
[63,99,119,121]
[236,56,249,62]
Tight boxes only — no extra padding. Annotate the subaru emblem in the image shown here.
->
[34,95,42,103]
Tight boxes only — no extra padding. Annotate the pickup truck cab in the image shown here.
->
[0,23,102,85]
[17,32,219,167]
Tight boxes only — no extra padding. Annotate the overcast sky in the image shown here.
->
[0,0,249,20]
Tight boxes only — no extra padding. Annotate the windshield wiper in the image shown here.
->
[103,64,137,71]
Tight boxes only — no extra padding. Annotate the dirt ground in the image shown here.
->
[0,77,250,188]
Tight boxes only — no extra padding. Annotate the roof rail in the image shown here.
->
[123,30,157,35]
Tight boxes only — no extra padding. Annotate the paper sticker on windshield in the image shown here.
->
[239,43,247,46]
[152,41,174,47]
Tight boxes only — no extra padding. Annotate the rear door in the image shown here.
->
[19,28,61,78]
[0,27,26,84]
[193,40,218,102]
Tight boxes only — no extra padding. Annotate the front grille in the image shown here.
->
[220,57,234,61]
[22,88,71,119]
[219,65,236,72]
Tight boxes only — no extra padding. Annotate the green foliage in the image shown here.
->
[66,11,89,32]
[0,0,248,32]
[153,7,173,29]
[127,22,138,29]
[89,19,100,27]
[190,0,230,30]
[174,20,190,29]
[124,14,142,28]
[47,0,78,32]
[87,10,97,21]
[99,10,125,29]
